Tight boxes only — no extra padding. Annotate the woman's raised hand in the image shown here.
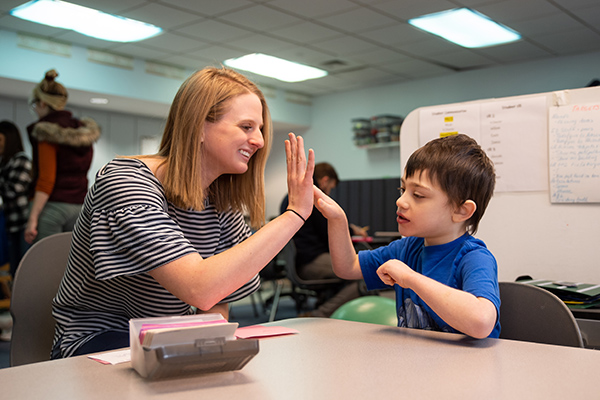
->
[285,133,315,221]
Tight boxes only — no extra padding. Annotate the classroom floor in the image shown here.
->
[0,280,305,369]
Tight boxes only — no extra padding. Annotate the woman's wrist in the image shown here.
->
[285,208,306,223]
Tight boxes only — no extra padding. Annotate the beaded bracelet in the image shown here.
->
[285,208,306,223]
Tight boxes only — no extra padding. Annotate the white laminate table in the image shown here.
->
[2,317,599,399]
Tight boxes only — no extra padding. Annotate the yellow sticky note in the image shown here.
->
[440,132,458,138]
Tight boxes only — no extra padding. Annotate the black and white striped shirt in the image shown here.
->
[52,158,260,358]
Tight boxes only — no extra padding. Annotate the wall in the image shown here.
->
[260,50,600,217]
[0,95,165,184]
[0,29,312,129]
[302,51,600,181]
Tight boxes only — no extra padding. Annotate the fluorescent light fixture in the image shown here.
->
[408,8,521,48]
[10,0,162,42]
[224,53,328,83]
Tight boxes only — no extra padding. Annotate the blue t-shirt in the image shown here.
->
[359,234,500,338]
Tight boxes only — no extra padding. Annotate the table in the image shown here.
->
[2,317,600,399]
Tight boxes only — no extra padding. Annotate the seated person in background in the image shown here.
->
[314,134,500,338]
[280,162,367,317]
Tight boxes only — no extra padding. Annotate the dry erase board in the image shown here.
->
[400,87,600,283]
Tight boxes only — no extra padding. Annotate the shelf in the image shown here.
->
[356,141,399,150]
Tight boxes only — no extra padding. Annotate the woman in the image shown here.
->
[26,69,101,244]
[51,67,315,358]
[0,121,32,277]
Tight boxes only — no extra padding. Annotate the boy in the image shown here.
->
[315,134,500,338]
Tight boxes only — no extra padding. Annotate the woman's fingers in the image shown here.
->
[285,132,307,178]
[285,132,315,219]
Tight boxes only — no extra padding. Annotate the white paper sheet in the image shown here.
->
[480,96,548,192]
[549,102,600,203]
[419,104,481,146]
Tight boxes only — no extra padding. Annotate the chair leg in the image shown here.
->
[268,279,284,322]
[249,292,259,317]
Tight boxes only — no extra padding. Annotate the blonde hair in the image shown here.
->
[31,69,68,110]
[157,67,272,229]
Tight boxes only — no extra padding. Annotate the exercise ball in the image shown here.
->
[331,296,398,326]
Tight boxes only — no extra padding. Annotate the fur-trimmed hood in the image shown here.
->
[31,116,101,147]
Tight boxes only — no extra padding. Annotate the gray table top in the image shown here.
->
[2,317,599,399]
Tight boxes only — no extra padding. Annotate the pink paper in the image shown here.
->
[235,325,299,339]
[138,319,227,343]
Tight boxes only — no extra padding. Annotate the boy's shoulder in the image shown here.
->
[460,234,489,250]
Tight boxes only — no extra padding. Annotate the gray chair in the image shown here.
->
[280,240,343,312]
[499,281,584,348]
[256,251,291,322]
[10,232,73,366]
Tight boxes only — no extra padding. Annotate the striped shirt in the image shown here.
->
[51,158,260,358]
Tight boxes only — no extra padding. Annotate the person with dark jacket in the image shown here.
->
[0,120,32,277]
[25,69,101,244]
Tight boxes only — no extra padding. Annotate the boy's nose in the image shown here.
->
[396,195,405,208]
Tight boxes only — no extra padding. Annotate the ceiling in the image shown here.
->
[1,0,600,98]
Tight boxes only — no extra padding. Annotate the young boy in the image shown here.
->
[315,134,500,339]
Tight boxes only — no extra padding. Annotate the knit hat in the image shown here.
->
[31,69,68,111]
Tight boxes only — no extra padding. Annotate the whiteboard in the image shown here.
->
[400,87,600,283]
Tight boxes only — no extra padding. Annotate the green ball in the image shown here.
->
[331,296,398,326]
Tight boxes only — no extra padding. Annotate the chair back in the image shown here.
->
[499,281,584,347]
[10,232,73,366]
[281,240,342,289]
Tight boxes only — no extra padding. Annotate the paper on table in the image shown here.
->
[235,325,299,339]
[88,349,131,365]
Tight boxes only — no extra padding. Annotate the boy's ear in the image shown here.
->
[452,200,476,223]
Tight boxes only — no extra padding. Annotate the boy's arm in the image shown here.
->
[314,187,363,280]
[377,260,497,339]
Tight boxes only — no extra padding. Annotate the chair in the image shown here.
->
[331,296,398,326]
[10,232,73,366]
[280,240,344,313]
[499,281,584,348]
[256,252,290,322]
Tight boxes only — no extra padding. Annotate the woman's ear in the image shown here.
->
[453,200,476,223]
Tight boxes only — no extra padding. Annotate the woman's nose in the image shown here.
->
[249,129,264,149]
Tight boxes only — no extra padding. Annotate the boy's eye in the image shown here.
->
[413,193,425,199]
[398,187,405,196]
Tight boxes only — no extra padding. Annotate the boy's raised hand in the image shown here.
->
[285,133,315,221]
[313,185,347,222]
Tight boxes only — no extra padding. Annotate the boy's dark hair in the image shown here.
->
[405,133,495,234]
[314,162,339,185]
